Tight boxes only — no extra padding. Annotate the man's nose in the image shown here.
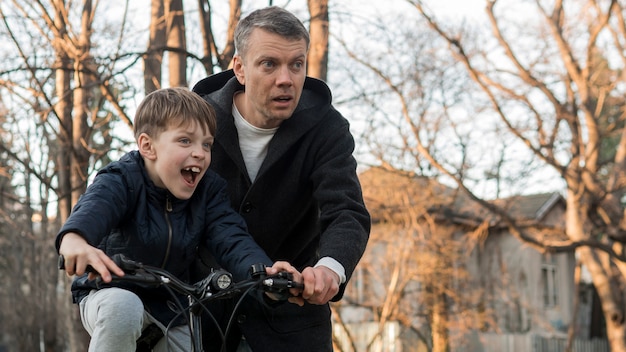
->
[276,66,293,86]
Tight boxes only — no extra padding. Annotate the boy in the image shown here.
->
[56,87,301,352]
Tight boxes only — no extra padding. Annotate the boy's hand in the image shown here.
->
[58,232,124,283]
[265,261,304,306]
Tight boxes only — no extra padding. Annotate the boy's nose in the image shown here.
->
[191,146,205,159]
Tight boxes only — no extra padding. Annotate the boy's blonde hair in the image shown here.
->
[133,87,217,140]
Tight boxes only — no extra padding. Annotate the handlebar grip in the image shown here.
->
[58,254,141,275]
[57,255,96,274]
[263,272,304,291]
[264,277,304,290]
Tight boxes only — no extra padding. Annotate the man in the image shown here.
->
[193,6,370,352]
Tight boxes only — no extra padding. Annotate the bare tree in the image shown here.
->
[0,129,43,350]
[409,1,626,349]
[340,0,626,349]
[0,0,139,350]
[334,167,496,352]
[0,1,336,350]
[145,0,243,82]
[197,0,241,73]
[144,0,189,91]
[193,1,327,77]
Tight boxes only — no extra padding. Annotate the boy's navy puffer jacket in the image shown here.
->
[55,151,272,325]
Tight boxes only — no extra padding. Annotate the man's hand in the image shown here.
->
[58,232,124,283]
[266,261,305,306]
[301,266,340,305]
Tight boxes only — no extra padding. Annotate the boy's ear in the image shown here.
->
[137,133,156,160]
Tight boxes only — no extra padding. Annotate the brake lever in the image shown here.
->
[110,253,143,274]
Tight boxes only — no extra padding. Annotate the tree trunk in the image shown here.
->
[52,0,93,350]
[52,0,73,234]
[56,40,89,352]
[165,0,186,87]
[145,0,166,94]
[197,0,215,75]
[566,196,626,351]
[41,212,59,352]
[578,248,626,351]
[307,0,329,81]
[221,0,241,70]
[431,294,450,352]
[73,0,93,202]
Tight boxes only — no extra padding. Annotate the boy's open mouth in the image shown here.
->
[182,166,201,184]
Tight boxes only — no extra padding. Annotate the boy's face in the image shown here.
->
[139,120,214,200]
[232,28,307,129]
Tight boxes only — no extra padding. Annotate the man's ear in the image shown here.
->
[233,55,245,85]
[137,133,156,160]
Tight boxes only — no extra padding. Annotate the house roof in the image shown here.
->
[358,166,461,223]
[493,193,564,222]
[359,166,564,226]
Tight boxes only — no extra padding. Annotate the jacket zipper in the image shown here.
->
[161,196,173,268]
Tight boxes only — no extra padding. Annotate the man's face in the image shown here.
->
[233,28,307,129]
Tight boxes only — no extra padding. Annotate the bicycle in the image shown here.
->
[58,253,303,352]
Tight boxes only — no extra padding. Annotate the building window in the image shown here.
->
[541,255,558,307]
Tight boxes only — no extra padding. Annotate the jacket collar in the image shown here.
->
[193,70,335,177]
[118,151,188,212]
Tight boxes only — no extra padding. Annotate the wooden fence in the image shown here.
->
[532,335,608,352]
[461,333,608,352]
[332,324,609,352]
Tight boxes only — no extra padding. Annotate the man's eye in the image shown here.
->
[262,61,275,68]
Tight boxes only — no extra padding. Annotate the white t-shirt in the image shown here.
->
[232,102,277,182]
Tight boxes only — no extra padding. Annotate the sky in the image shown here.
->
[105,0,557,198]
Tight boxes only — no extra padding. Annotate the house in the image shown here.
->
[332,166,606,352]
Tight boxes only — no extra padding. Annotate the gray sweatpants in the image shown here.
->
[79,287,191,352]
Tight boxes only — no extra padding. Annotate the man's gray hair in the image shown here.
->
[235,6,310,58]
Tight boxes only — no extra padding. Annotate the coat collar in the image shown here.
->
[193,70,335,177]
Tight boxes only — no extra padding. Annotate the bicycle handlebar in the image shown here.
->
[58,254,304,351]
[57,254,303,300]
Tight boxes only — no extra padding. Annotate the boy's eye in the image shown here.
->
[202,142,212,150]
[179,138,191,144]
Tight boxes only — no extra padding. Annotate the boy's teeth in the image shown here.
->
[184,167,201,173]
